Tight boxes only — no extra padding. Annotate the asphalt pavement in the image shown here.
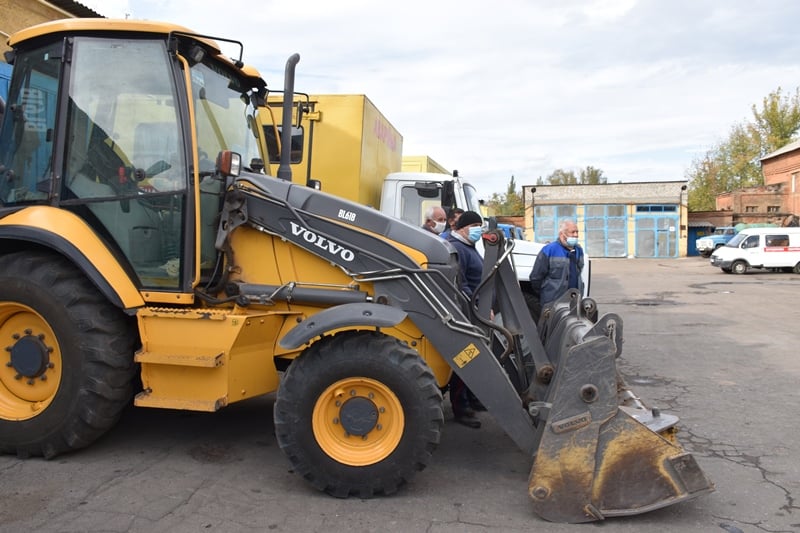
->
[1,257,798,532]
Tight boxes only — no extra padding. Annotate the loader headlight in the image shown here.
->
[216,150,241,178]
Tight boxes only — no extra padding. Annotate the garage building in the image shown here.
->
[522,181,689,258]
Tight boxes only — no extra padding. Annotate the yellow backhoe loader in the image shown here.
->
[0,19,712,523]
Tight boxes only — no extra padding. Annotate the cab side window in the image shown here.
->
[742,235,759,249]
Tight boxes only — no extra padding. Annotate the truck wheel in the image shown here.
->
[731,260,748,275]
[0,251,137,458]
[274,330,443,498]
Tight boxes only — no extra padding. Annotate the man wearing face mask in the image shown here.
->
[528,219,585,321]
[445,210,485,428]
[422,206,448,235]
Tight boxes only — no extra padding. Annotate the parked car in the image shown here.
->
[497,223,526,240]
[710,227,800,274]
[695,226,737,257]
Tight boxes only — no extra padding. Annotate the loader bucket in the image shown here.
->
[527,295,714,523]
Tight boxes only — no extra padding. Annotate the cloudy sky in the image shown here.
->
[82,0,800,199]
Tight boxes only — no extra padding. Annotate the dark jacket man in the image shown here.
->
[529,219,585,313]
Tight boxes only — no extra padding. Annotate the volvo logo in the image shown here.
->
[289,221,355,262]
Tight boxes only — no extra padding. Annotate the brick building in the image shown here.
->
[700,140,800,228]
[715,183,789,225]
[759,139,800,224]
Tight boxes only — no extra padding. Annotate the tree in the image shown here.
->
[486,175,524,215]
[538,168,577,185]
[536,166,606,185]
[687,87,800,211]
[580,166,607,184]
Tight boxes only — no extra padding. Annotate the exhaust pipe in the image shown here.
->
[277,53,300,182]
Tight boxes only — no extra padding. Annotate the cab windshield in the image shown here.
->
[462,183,482,214]
[189,58,261,174]
[727,233,746,247]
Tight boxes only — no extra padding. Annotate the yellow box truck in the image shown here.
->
[262,94,401,209]
[401,155,449,174]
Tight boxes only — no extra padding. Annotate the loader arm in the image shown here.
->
[210,172,713,523]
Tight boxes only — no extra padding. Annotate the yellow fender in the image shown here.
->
[0,206,144,310]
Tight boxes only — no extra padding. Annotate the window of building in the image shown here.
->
[636,205,676,212]
[745,206,758,212]
[767,206,780,213]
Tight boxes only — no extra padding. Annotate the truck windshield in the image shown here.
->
[462,183,482,214]
[727,233,746,247]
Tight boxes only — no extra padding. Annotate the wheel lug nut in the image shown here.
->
[26,378,34,385]
[24,329,32,335]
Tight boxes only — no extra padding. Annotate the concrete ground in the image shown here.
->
[1,257,798,532]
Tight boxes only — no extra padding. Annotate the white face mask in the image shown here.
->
[433,220,447,234]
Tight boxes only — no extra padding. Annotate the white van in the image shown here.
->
[710,227,800,274]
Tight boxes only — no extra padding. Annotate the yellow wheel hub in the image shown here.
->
[0,303,62,420]
[312,377,404,466]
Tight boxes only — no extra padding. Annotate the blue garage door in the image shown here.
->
[533,205,577,244]
[635,205,679,258]
[585,204,627,258]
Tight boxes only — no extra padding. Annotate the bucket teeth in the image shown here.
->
[527,315,714,523]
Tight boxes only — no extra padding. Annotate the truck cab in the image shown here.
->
[695,226,736,257]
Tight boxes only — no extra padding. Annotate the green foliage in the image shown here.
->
[687,87,800,211]
[486,175,524,215]
[536,166,607,185]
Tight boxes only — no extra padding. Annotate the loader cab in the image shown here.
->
[0,22,266,298]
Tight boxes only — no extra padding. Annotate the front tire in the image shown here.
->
[0,251,137,458]
[731,260,748,275]
[274,330,443,498]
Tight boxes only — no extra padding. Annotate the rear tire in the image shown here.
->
[731,260,748,275]
[794,262,800,274]
[0,251,137,458]
[274,330,443,498]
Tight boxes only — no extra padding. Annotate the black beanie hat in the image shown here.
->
[455,210,483,229]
